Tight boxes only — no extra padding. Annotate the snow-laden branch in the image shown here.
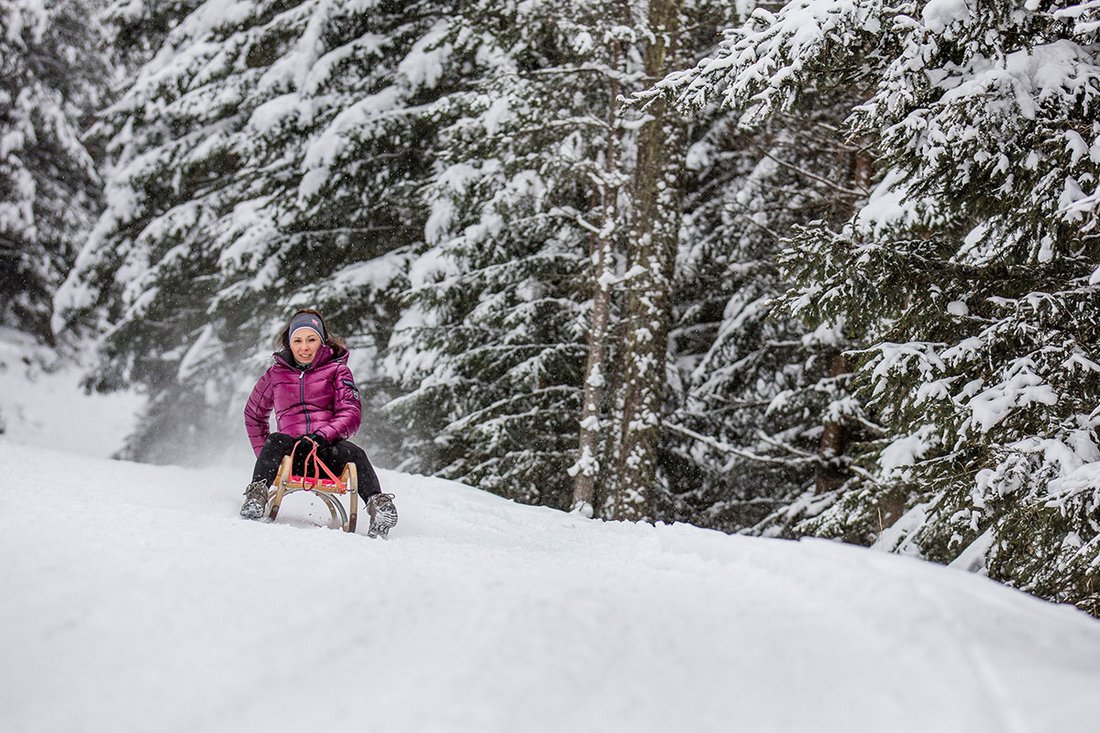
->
[665,422,818,466]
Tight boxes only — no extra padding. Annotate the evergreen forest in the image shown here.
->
[3,0,1099,614]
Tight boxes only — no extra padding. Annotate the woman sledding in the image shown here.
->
[240,308,397,538]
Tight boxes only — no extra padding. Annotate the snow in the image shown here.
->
[965,369,1060,433]
[1048,456,1100,508]
[298,85,404,200]
[4,0,47,46]
[322,252,408,293]
[247,93,301,133]
[799,317,845,347]
[3,435,1100,731]
[396,20,450,90]
[301,33,388,98]
[934,41,1100,124]
[0,332,143,458]
[949,528,995,573]
[879,425,936,474]
[922,0,971,34]
[176,323,221,383]
[873,502,930,555]
[481,96,512,135]
[261,0,328,93]
[855,168,926,235]
[947,300,969,316]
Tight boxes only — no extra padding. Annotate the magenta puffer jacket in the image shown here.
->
[243,344,362,456]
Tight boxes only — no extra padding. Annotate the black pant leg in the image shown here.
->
[250,433,297,484]
[324,439,382,501]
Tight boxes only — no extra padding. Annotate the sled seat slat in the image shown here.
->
[284,475,348,494]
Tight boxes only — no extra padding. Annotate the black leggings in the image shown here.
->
[251,433,382,501]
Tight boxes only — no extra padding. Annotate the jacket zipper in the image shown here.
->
[299,370,312,433]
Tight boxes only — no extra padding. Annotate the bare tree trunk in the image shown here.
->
[815,150,872,494]
[608,0,685,521]
[815,351,850,493]
[572,40,624,516]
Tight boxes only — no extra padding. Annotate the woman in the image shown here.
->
[240,308,397,538]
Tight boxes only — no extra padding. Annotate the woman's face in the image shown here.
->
[290,329,321,366]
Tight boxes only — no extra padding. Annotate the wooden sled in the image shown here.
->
[265,440,358,533]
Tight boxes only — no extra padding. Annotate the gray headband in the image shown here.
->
[288,312,325,342]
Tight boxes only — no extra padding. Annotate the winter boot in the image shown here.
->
[366,493,398,539]
[240,480,269,520]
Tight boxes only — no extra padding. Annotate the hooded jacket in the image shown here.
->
[243,343,362,456]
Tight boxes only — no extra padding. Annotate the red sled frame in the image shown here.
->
[265,439,359,533]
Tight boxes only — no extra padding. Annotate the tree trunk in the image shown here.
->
[608,0,685,521]
[814,150,871,493]
[572,40,624,516]
[815,351,851,493]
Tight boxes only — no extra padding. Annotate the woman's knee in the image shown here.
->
[332,439,368,461]
[264,433,296,451]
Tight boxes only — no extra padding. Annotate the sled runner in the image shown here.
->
[266,439,358,533]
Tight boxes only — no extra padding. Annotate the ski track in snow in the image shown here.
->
[3,441,1100,733]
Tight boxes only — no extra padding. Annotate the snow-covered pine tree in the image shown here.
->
[385,0,833,519]
[384,0,747,514]
[611,0,872,525]
[664,97,871,532]
[589,1,870,529]
[658,0,1100,611]
[1,0,105,344]
[54,0,457,462]
[383,0,613,508]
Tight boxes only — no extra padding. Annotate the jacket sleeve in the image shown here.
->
[244,369,275,456]
[317,364,362,443]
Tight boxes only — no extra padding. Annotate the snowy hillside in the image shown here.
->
[3,442,1100,733]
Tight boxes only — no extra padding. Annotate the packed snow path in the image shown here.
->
[3,442,1100,733]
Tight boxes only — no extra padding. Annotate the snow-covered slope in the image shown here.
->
[3,441,1099,733]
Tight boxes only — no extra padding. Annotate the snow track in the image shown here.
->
[2,442,1100,733]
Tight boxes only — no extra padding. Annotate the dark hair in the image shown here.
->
[275,308,347,351]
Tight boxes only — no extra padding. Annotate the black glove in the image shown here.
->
[305,432,329,449]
